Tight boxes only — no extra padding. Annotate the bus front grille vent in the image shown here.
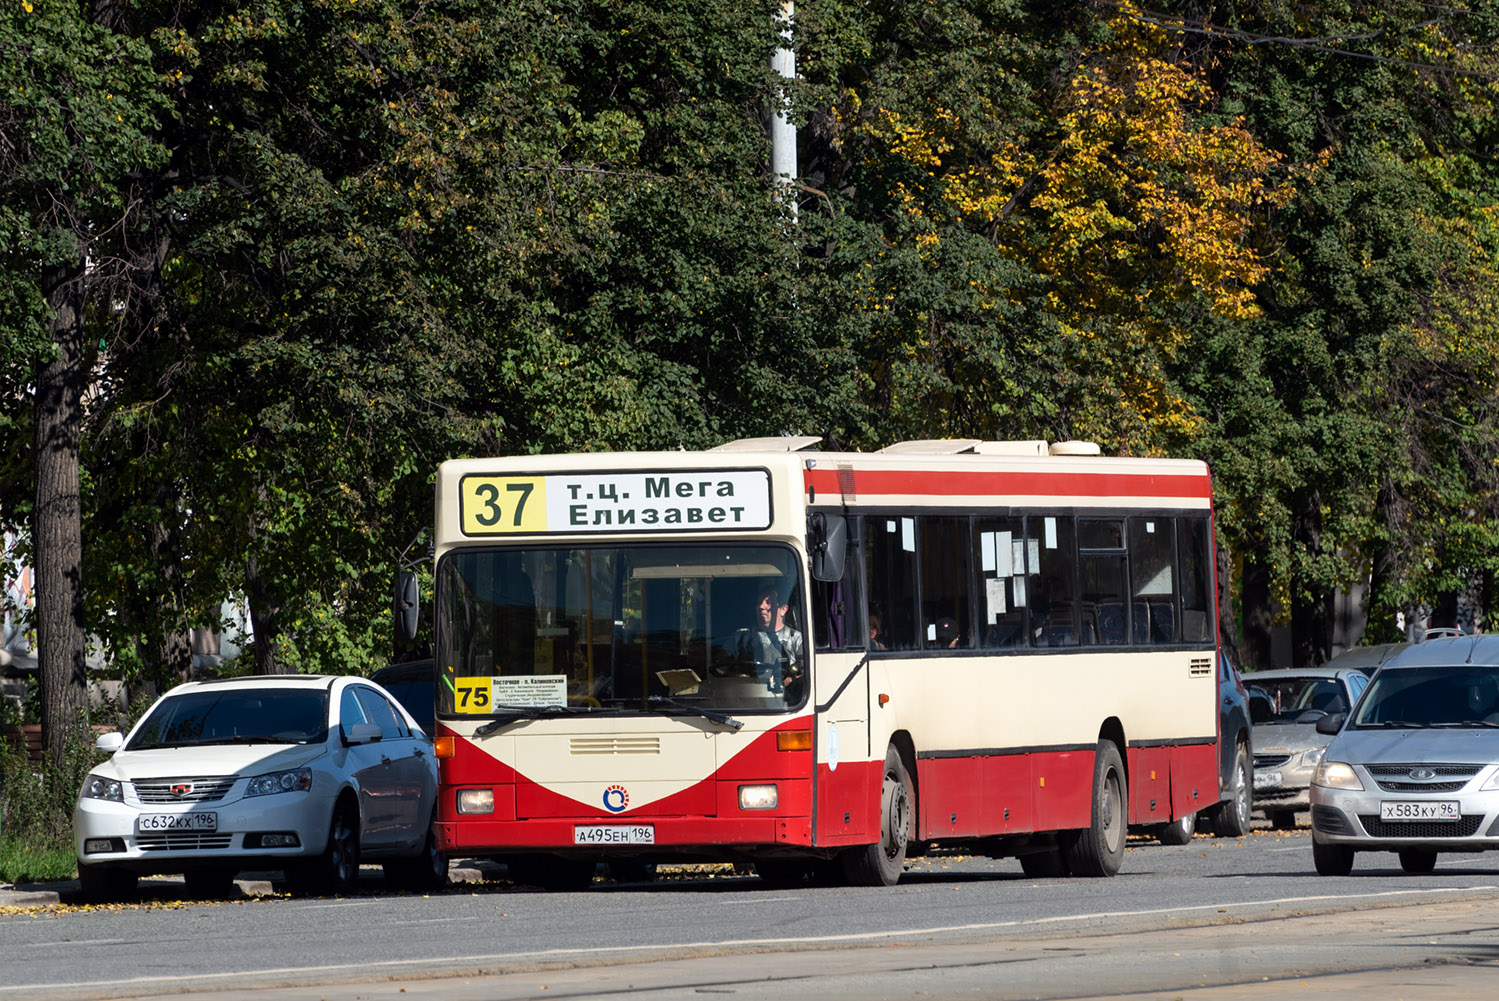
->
[570,736,661,755]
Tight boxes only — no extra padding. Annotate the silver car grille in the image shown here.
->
[1254,754,1291,769]
[133,777,237,804]
[1358,815,1483,839]
[137,832,234,851]
[1366,764,1481,794]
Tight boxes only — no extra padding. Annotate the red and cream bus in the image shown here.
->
[417,437,1224,887]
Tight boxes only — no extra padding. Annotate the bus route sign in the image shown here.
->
[459,469,773,536]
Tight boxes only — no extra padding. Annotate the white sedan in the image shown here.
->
[73,674,441,900]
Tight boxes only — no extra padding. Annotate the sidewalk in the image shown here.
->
[0,859,503,908]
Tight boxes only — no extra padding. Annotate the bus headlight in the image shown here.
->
[457,789,495,814]
[738,784,778,810]
[1313,761,1363,791]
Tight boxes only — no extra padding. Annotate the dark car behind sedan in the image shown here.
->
[371,659,435,734]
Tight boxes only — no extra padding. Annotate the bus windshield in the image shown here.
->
[435,543,808,718]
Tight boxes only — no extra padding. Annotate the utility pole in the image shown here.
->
[770,1,797,216]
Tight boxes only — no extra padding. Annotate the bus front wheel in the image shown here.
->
[840,745,912,887]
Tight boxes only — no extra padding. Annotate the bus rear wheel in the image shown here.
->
[840,745,912,887]
[1060,740,1127,877]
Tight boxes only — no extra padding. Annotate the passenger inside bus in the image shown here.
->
[933,616,962,649]
[868,610,887,650]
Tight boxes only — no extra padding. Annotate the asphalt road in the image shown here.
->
[3,828,1499,1001]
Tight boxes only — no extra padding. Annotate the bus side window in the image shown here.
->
[1129,517,1174,645]
[864,516,918,650]
[920,517,972,649]
[1178,517,1213,642]
[1027,515,1078,647]
[812,519,864,652]
[975,519,1027,649]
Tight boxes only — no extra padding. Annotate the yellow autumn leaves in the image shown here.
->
[846,4,1309,449]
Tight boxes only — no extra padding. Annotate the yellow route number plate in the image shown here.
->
[452,677,494,714]
[461,476,547,535]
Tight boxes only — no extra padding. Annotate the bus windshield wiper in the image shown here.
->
[640,696,744,731]
[474,704,597,736]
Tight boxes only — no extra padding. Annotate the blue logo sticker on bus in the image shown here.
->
[603,785,629,813]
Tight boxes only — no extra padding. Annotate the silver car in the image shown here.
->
[1247,667,1370,828]
[1309,635,1499,875]
[74,674,443,900]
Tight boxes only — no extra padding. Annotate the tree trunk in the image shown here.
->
[246,552,280,675]
[1241,553,1273,671]
[34,260,90,760]
[1290,498,1331,668]
[1215,536,1241,667]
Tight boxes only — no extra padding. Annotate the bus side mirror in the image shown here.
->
[808,513,847,582]
[394,571,419,646]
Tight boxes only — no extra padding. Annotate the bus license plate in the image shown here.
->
[574,825,654,845]
[1379,801,1460,822]
[138,813,217,832]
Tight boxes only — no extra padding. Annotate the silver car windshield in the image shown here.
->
[1350,666,1499,728]
[128,689,330,749]
[435,543,808,717]
[1249,676,1348,723]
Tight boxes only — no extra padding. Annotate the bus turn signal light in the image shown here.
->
[434,736,457,759]
[776,729,812,751]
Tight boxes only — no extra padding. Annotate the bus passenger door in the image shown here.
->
[814,653,873,845]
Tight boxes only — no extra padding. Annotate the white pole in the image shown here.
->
[770,1,797,214]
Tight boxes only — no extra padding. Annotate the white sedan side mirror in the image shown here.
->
[94,731,124,753]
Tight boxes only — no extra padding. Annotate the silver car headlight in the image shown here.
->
[246,767,313,797]
[1312,760,1363,790]
[1301,746,1326,768]
[1482,769,1499,792]
[81,774,124,802]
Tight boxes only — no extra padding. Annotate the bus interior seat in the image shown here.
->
[1096,602,1126,645]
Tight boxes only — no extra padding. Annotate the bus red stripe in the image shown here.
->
[803,467,1211,500]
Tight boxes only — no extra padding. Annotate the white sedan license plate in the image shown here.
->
[574,825,654,845]
[1379,801,1460,822]
[138,813,218,833]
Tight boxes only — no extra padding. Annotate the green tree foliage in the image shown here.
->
[0,0,169,753]
[1155,0,1499,662]
[5,0,1499,699]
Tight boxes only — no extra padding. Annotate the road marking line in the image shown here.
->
[5,885,1496,996]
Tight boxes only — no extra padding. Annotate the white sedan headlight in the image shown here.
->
[1313,761,1364,791]
[81,774,124,802]
[246,767,312,797]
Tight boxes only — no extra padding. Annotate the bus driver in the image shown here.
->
[742,584,804,695]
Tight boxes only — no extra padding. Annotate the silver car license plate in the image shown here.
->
[574,825,654,845]
[1253,770,1282,790]
[138,812,218,832]
[1379,801,1460,822]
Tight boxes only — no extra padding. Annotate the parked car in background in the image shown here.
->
[371,659,435,734]
[1309,635,1499,875]
[73,674,443,901]
[1248,667,1370,829]
[1321,642,1409,678]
